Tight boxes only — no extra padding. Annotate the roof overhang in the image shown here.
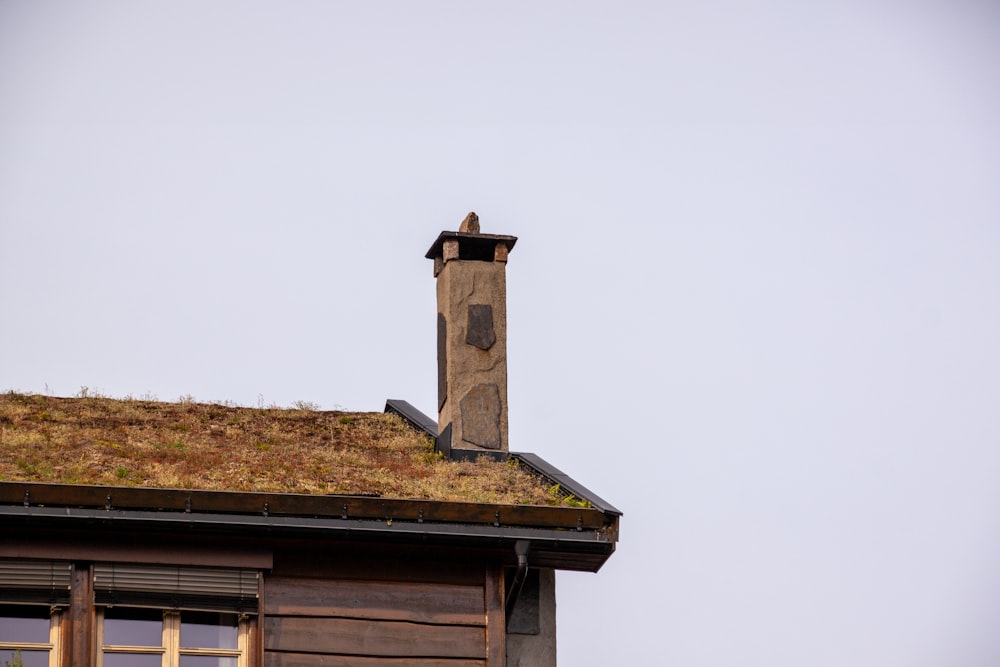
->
[0,481,618,572]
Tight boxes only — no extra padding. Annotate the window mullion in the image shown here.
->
[163,612,179,667]
[238,616,249,667]
[95,609,105,667]
[48,609,61,667]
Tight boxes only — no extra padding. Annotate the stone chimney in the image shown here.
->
[426,213,517,457]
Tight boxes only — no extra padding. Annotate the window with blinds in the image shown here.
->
[0,560,69,667]
[0,560,72,606]
[93,564,259,614]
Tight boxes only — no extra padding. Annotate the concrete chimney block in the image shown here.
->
[494,243,509,263]
[425,218,518,455]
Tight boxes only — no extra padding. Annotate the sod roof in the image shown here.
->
[0,392,564,506]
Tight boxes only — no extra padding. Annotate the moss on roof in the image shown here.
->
[0,392,561,506]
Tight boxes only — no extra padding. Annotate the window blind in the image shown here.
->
[0,559,72,605]
[93,564,259,614]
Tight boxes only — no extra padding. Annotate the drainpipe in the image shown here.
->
[505,539,530,623]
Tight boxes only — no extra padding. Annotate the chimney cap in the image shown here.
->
[425,231,518,261]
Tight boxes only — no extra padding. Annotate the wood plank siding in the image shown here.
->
[266,578,486,624]
[266,655,485,667]
[264,616,485,661]
[263,555,503,667]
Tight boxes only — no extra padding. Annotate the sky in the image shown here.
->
[2,2,999,665]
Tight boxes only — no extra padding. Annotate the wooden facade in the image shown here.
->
[1,483,619,667]
[264,550,504,666]
[2,223,622,666]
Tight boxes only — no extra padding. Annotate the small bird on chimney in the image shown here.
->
[459,211,480,234]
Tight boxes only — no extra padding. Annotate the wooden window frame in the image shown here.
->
[96,608,250,667]
[0,605,64,667]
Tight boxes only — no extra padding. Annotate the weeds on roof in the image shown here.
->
[0,392,566,506]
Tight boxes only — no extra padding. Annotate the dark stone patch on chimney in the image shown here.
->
[460,383,501,449]
[465,304,496,350]
[437,313,447,410]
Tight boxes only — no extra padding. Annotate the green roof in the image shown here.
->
[0,392,564,506]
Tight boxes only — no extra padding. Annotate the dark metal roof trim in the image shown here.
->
[0,506,614,573]
[385,399,438,438]
[383,400,622,517]
[432,421,508,464]
[2,482,611,531]
[451,448,508,463]
[511,452,623,517]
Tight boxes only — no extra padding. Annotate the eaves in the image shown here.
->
[0,481,619,572]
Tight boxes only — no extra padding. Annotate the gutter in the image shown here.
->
[0,504,615,572]
[0,472,620,572]
[1,482,612,532]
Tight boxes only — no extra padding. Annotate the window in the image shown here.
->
[0,605,63,667]
[93,563,258,667]
[0,560,258,667]
[96,608,248,667]
[0,560,71,667]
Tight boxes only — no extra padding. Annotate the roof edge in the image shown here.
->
[1,481,612,532]
[510,452,622,517]
[385,400,622,518]
[385,399,438,438]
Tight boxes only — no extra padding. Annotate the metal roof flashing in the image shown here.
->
[385,400,622,517]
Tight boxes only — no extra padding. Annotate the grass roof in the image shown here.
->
[0,392,563,506]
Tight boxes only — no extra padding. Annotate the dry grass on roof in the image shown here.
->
[0,392,563,506]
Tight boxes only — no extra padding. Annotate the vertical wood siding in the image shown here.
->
[484,564,505,666]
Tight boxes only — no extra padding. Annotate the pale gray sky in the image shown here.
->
[2,2,1000,665]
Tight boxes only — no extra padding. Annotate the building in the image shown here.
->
[0,220,621,667]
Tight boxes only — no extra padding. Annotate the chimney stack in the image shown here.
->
[426,213,517,457]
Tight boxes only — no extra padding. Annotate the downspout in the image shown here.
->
[505,539,530,624]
